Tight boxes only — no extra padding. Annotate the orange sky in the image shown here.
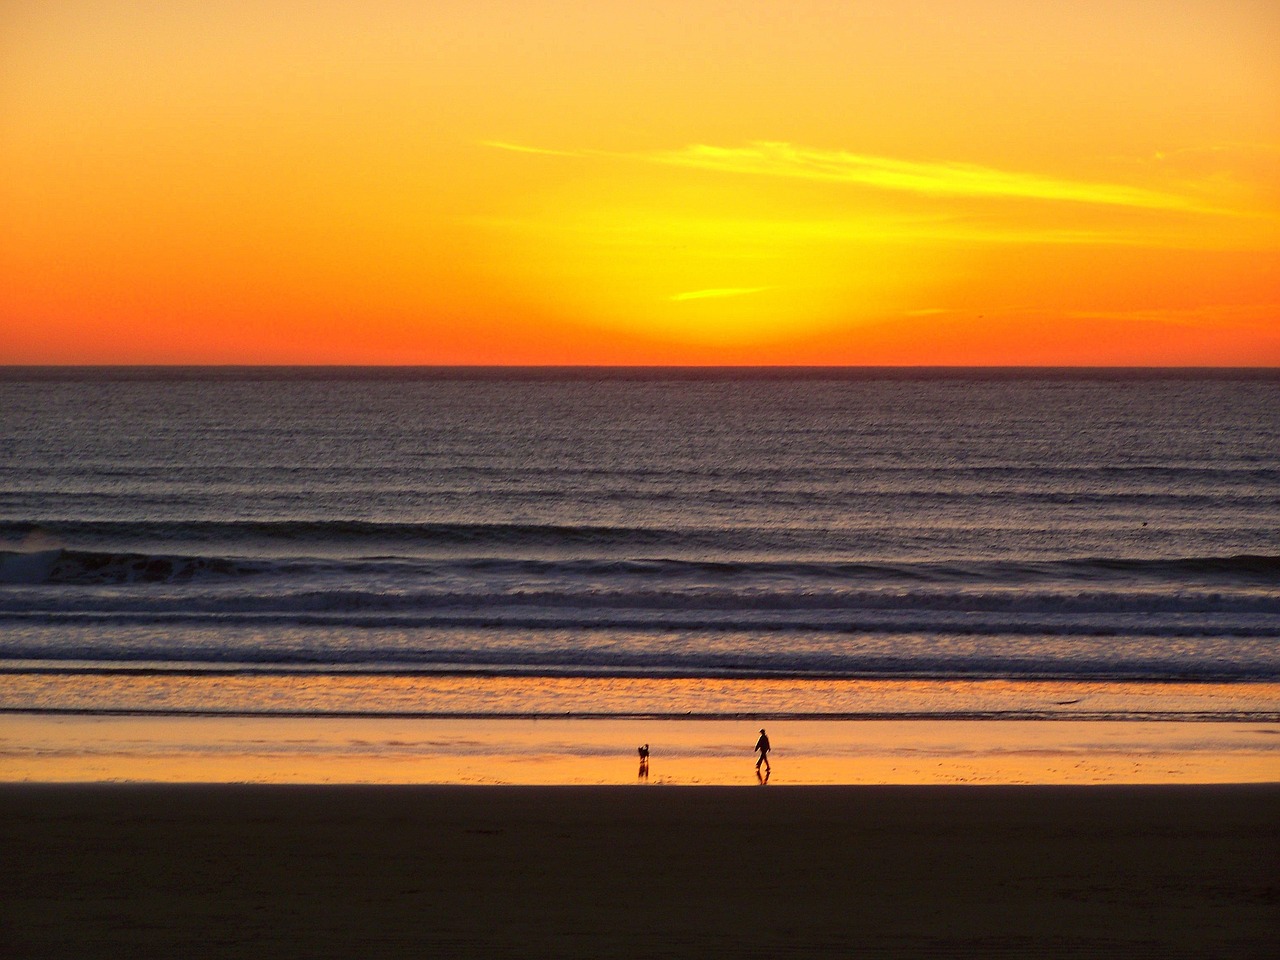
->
[2,0,1278,365]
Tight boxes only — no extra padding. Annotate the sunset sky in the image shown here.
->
[2,0,1277,365]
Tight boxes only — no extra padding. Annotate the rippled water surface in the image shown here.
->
[2,368,1277,720]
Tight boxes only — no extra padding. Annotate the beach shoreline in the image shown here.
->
[3,782,1276,958]
[3,713,1277,786]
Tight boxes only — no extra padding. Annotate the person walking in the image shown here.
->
[754,728,771,774]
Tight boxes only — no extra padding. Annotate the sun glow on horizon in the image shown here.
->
[2,1,1278,364]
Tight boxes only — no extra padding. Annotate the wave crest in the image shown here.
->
[0,549,259,585]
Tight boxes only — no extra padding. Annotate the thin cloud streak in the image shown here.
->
[646,142,1208,212]
[481,140,581,157]
[484,139,1223,213]
[670,287,771,301]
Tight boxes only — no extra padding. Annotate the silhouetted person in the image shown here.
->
[754,728,771,774]
[638,743,649,780]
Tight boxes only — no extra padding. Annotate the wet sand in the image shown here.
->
[3,783,1276,958]
[5,714,1278,785]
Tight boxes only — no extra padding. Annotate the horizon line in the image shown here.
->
[2,363,1278,370]
[4,362,1279,368]
[3,364,1277,383]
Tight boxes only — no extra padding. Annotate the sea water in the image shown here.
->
[1,368,1278,730]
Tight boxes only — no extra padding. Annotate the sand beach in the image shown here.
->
[3,782,1276,958]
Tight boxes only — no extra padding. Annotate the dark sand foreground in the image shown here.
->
[3,784,1276,959]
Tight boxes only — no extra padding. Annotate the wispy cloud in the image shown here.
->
[670,287,771,302]
[481,140,580,157]
[483,139,1223,213]
[645,142,1206,211]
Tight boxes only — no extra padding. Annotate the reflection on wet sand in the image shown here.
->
[2,715,1277,785]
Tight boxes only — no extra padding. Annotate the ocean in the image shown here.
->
[2,367,1276,738]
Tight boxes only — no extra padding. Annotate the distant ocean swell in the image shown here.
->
[1,635,1275,682]
[6,518,1280,553]
[3,546,1278,584]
